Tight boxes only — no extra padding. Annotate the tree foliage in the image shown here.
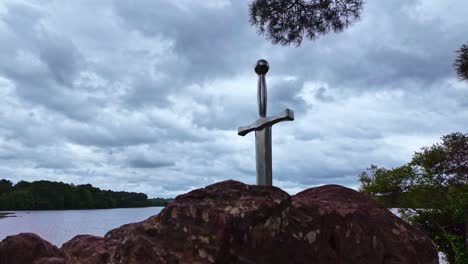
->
[0,179,13,194]
[455,43,468,81]
[359,132,468,264]
[249,0,364,46]
[0,180,171,210]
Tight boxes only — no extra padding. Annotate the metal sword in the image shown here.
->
[238,59,294,186]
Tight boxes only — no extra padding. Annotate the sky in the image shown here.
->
[0,0,467,198]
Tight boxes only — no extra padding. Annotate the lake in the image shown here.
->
[0,207,163,246]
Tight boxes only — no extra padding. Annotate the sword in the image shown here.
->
[238,59,294,186]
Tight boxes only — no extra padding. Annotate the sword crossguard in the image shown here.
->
[238,109,294,136]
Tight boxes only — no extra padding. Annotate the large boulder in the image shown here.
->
[107,180,292,263]
[0,233,64,264]
[104,180,438,264]
[288,185,438,263]
[0,180,440,264]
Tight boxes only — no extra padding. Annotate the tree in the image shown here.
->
[412,133,468,186]
[359,164,415,206]
[455,42,468,81]
[0,179,13,194]
[359,132,468,264]
[249,0,364,46]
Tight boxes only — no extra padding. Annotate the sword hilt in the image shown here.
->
[255,59,269,118]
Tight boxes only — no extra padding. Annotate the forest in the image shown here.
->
[0,179,171,210]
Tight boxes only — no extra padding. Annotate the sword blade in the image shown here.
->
[255,127,272,186]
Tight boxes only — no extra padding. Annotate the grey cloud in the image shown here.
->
[34,160,75,169]
[0,2,42,35]
[191,98,257,130]
[112,0,262,107]
[0,154,15,160]
[127,159,174,169]
[0,2,90,122]
[314,87,334,102]
[61,122,162,147]
[37,35,82,87]
[269,78,308,114]
[114,1,257,77]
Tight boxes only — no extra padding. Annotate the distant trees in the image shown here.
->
[0,180,13,194]
[148,198,173,207]
[249,0,364,46]
[455,43,468,81]
[0,180,171,210]
[359,133,467,264]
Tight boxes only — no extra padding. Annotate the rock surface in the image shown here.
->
[0,233,64,264]
[61,235,118,264]
[0,180,439,264]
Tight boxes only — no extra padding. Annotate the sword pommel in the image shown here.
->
[255,59,269,75]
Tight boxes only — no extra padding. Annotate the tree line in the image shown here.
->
[0,180,171,210]
[359,132,467,264]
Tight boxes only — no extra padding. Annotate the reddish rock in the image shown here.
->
[107,180,291,263]
[33,257,66,264]
[104,180,438,264]
[287,184,439,264]
[61,235,118,264]
[0,181,440,264]
[0,233,63,264]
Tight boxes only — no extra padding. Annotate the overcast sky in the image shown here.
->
[0,0,467,198]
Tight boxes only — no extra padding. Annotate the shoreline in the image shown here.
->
[0,205,164,213]
[0,206,164,220]
[0,212,16,219]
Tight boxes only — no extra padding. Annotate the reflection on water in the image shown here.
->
[0,207,163,246]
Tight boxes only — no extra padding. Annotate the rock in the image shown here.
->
[33,257,66,264]
[0,181,440,264]
[104,180,438,264]
[107,180,292,263]
[61,235,118,264]
[0,233,64,264]
[288,184,439,264]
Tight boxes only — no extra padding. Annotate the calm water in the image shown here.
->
[0,207,163,246]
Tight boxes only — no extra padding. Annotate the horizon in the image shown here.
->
[0,178,172,201]
[0,0,467,198]
[1,176,363,199]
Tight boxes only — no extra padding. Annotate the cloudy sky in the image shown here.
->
[0,0,467,198]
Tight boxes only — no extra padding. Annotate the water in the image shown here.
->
[0,207,163,246]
